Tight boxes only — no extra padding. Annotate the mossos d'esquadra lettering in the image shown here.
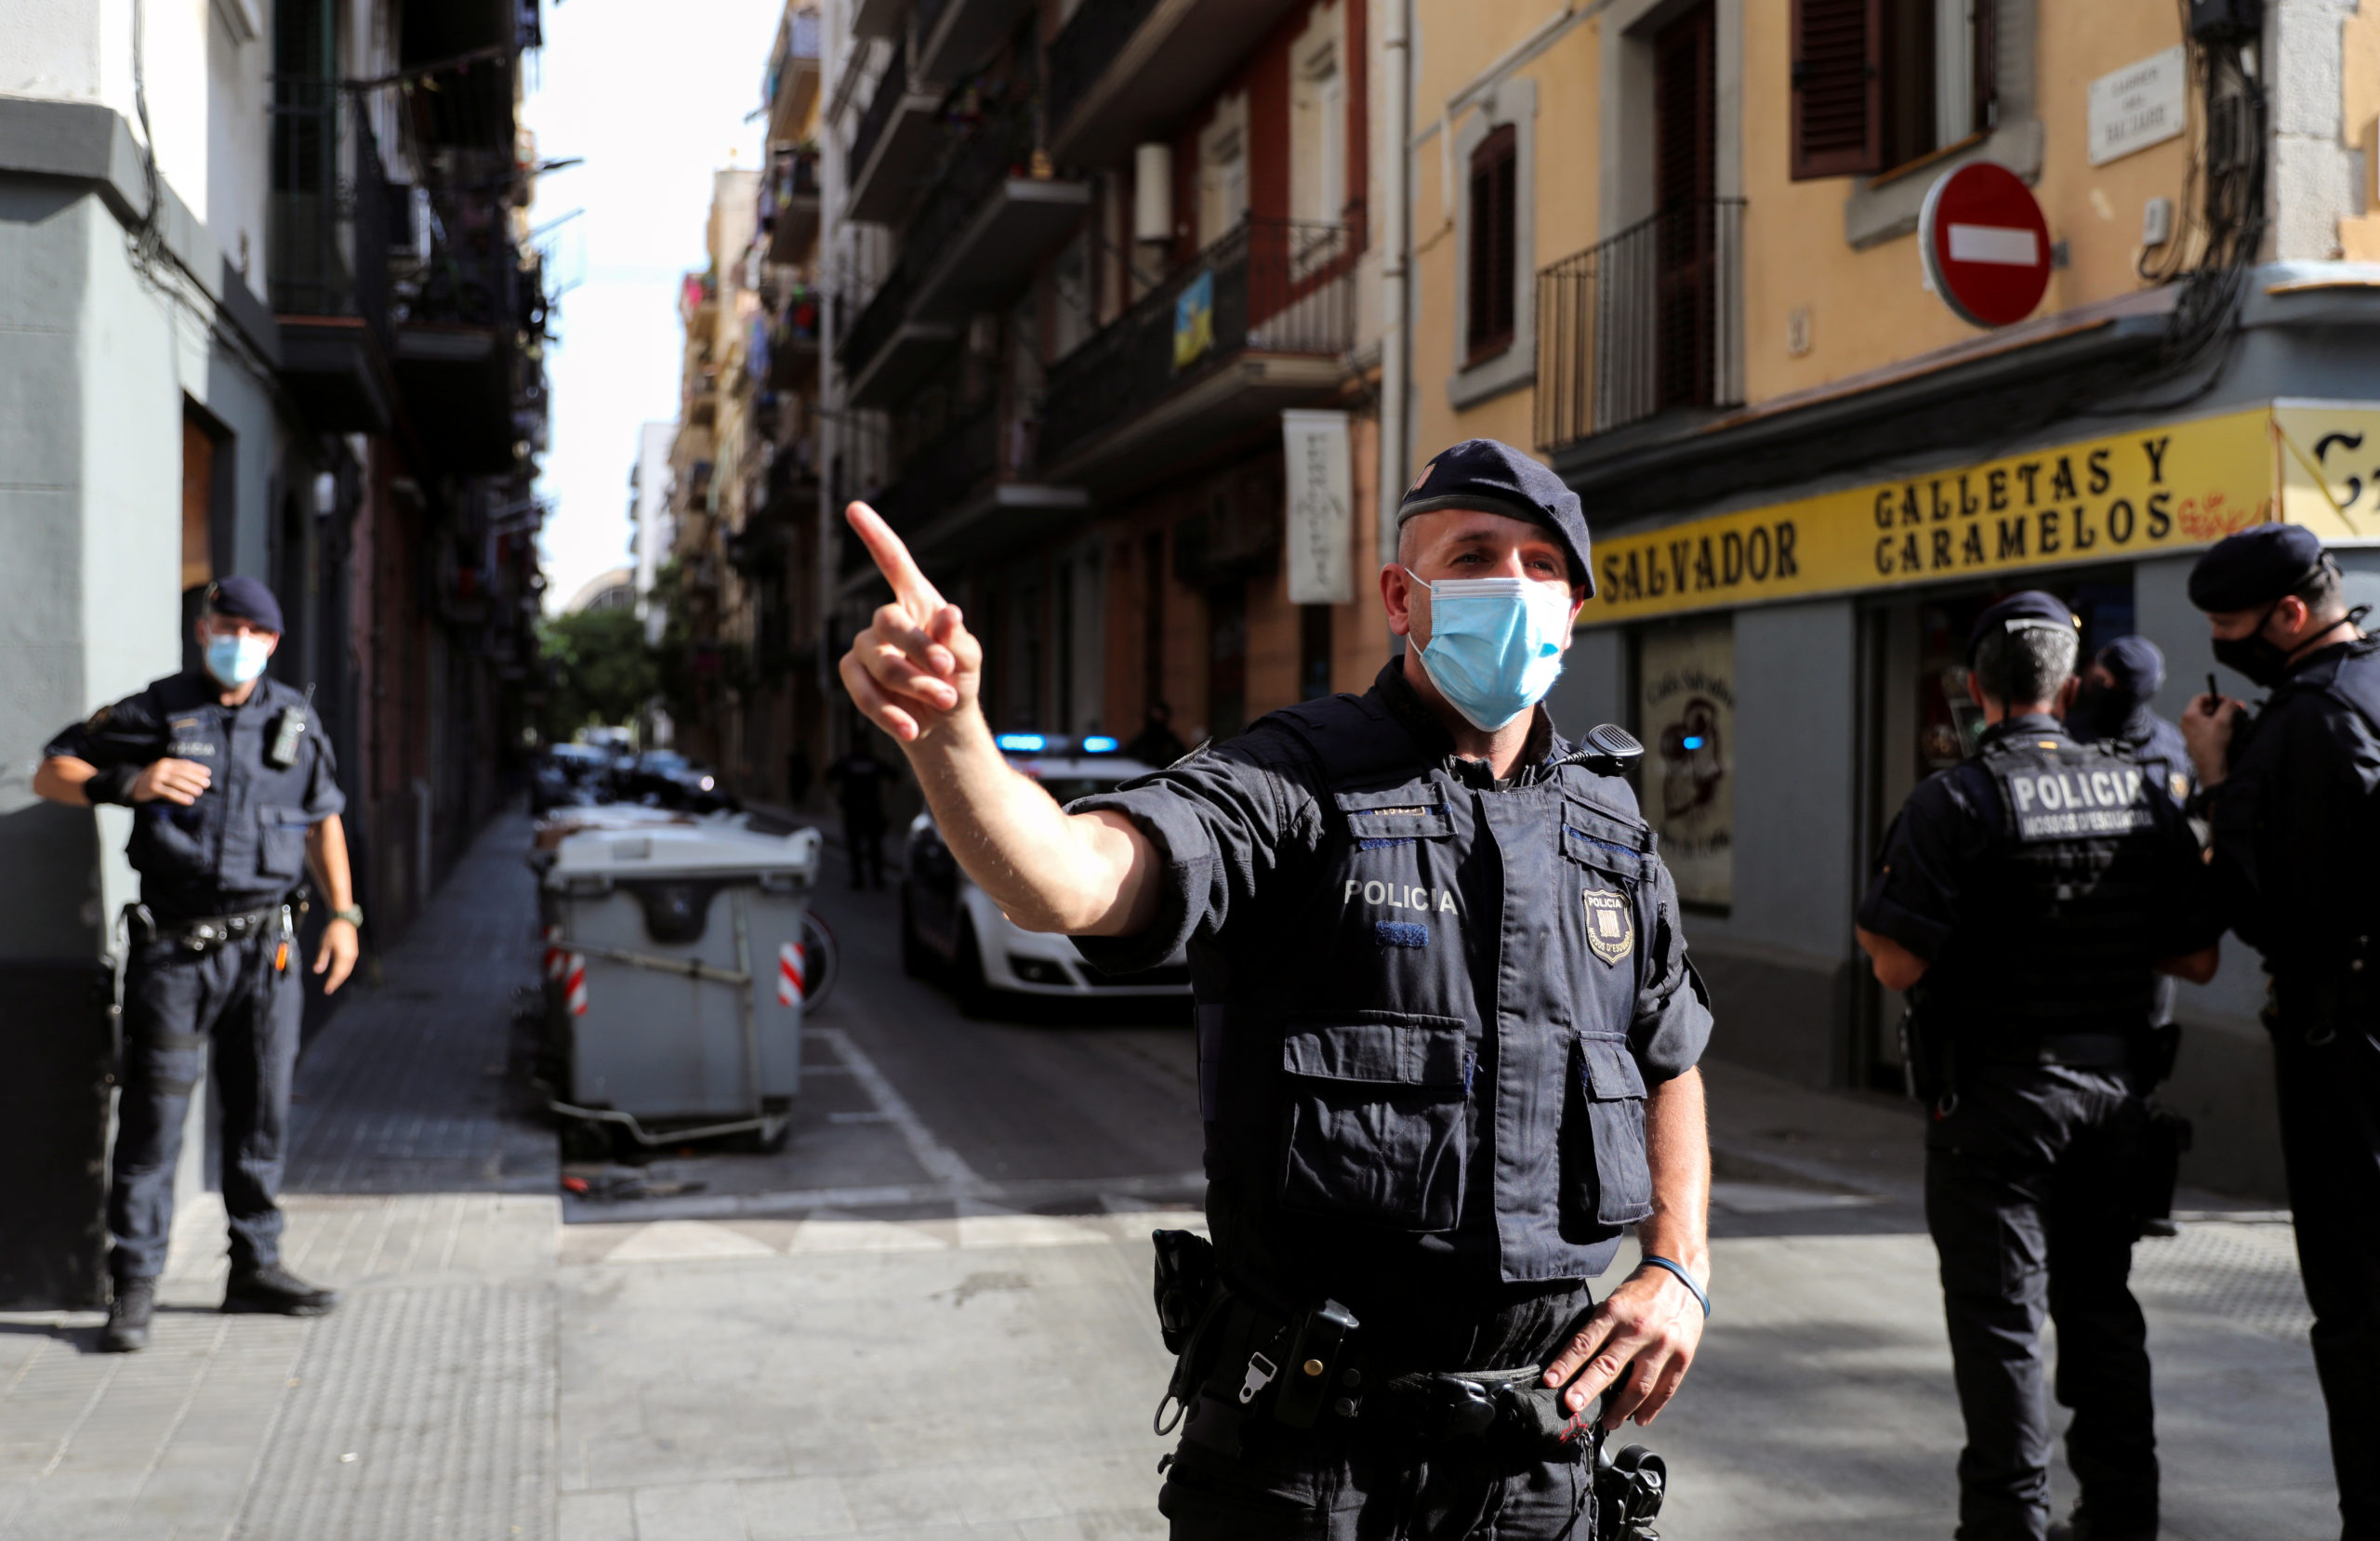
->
[1344,879,1459,915]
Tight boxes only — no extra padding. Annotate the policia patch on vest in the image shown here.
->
[1584,889,1633,965]
[1994,748,2158,843]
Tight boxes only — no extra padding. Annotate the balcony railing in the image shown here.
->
[268,84,390,339]
[1038,216,1355,468]
[851,39,909,177]
[759,149,820,229]
[873,405,998,536]
[905,100,1035,280]
[1535,198,1744,453]
[839,100,1033,377]
[1047,0,1158,139]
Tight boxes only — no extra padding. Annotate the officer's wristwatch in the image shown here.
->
[330,905,364,929]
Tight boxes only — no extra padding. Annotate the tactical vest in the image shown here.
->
[126,674,324,917]
[1192,691,1670,1303]
[1918,728,2171,1036]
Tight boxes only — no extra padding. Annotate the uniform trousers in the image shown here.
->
[2268,1011,2380,1541]
[1158,1284,1596,1540]
[109,925,301,1282]
[1924,1065,2155,1541]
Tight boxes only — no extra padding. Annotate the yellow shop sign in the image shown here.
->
[1583,406,2317,624]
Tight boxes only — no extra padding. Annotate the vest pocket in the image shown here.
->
[1278,1014,1470,1231]
[1565,1034,1654,1229]
[258,806,311,881]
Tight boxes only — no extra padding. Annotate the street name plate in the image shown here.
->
[2088,46,2188,166]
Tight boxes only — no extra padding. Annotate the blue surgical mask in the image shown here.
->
[204,633,272,688]
[1407,572,1575,731]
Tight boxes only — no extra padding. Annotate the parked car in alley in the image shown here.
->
[618,750,740,813]
[531,742,618,813]
[900,733,1192,1012]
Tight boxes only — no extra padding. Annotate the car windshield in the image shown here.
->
[641,753,687,772]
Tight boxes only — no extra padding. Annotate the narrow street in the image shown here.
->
[0,812,2341,1540]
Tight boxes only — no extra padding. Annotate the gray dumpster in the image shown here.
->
[541,818,821,1147]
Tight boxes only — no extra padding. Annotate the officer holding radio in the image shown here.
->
[840,440,1712,1539]
[1857,592,2221,1541]
[33,576,355,1352]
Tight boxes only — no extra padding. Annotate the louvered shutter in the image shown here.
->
[1791,0,1884,179]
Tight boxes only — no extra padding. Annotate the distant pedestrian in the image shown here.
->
[1858,592,2222,1541]
[33,576,355,1352]
[1122,701,1188,767]
[825,742,898,889]
[2067,637,2195,807]
[2181,525,2380,1541]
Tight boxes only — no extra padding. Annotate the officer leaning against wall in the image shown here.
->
[33,576,356,1353]
[1856,592,2221,1541]
[2180,524,2380,1541]
[839,441,1713,1539]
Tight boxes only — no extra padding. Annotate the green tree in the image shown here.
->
[538,606,659,741]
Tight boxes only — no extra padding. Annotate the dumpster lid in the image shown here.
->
[545,818,821,882]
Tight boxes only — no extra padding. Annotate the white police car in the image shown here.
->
[900,732,1192,1010]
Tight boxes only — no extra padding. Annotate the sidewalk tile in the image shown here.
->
[560,1488,638,1541]
[631,1480,747,1541]
[738,1475,855,1539]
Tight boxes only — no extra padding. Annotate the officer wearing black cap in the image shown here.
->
[837,439,1713,1537]
[2067,637,2194,810]
[33,576,354,1352]
[1857,591,2221,1541]
[2180,523,2380,1541]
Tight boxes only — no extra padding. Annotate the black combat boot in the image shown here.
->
[222,1263,339,1317]
[2049,1502,2158,1541]
[100,1277,156,1353]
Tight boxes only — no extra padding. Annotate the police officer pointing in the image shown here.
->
[840,441,1712,1538]
[1856,592,2221,1541]
[33,577,354,1352]
[2180,524,2380,1541]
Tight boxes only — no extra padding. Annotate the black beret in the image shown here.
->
[2187,523,2327,612]
[1967,589,2079,663]
[2094,636,2165,700]
[1397,439,1593,594]
[205,575,284,634]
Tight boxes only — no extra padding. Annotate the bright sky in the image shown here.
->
[522,0,785,614]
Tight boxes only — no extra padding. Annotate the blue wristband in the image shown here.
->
[1640,1255,1710,1317]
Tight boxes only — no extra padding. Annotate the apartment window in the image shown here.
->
[1198,98,1250,248]
[1790,0,1994,180]
[1466,125,1518,362]
[1290,36,1346,225]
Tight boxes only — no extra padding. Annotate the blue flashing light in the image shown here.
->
[996,732,1048,753]
[1081,735,1119,753]
[1680,735,1706,750]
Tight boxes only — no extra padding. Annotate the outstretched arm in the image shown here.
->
[837,504,1161,936]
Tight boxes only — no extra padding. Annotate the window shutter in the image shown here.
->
[1467,125,1517,361]
[1790,0,1884,179]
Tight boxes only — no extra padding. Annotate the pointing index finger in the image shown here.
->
[846,501,945,619]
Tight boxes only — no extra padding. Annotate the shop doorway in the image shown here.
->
[1849,570,2136,1090]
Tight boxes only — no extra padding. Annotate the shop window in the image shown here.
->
[1635,618,1734,911]
[1466,125,1518,363]
[1790,0,1994,181]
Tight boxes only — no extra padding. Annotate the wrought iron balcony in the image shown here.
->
[1534,198,1745,454]
[1038,216,1356,472]
[270,84,395,430]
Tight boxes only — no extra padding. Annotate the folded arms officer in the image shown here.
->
[1857,592,2220,1541]
[840,441,1713,1538]
[33,576,353,1351]
[2179,524,2380,1541]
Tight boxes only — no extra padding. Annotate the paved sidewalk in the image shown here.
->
[0,810,2347,1540]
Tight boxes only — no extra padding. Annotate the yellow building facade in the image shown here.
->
[1396,0,2380,1196]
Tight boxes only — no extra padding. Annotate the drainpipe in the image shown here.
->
[1378,0,1412,636]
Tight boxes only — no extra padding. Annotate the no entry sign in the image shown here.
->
[1920,162,2052,328]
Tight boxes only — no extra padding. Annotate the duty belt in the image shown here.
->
[131,903,284,954]
[1974,1032,2135,1070]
